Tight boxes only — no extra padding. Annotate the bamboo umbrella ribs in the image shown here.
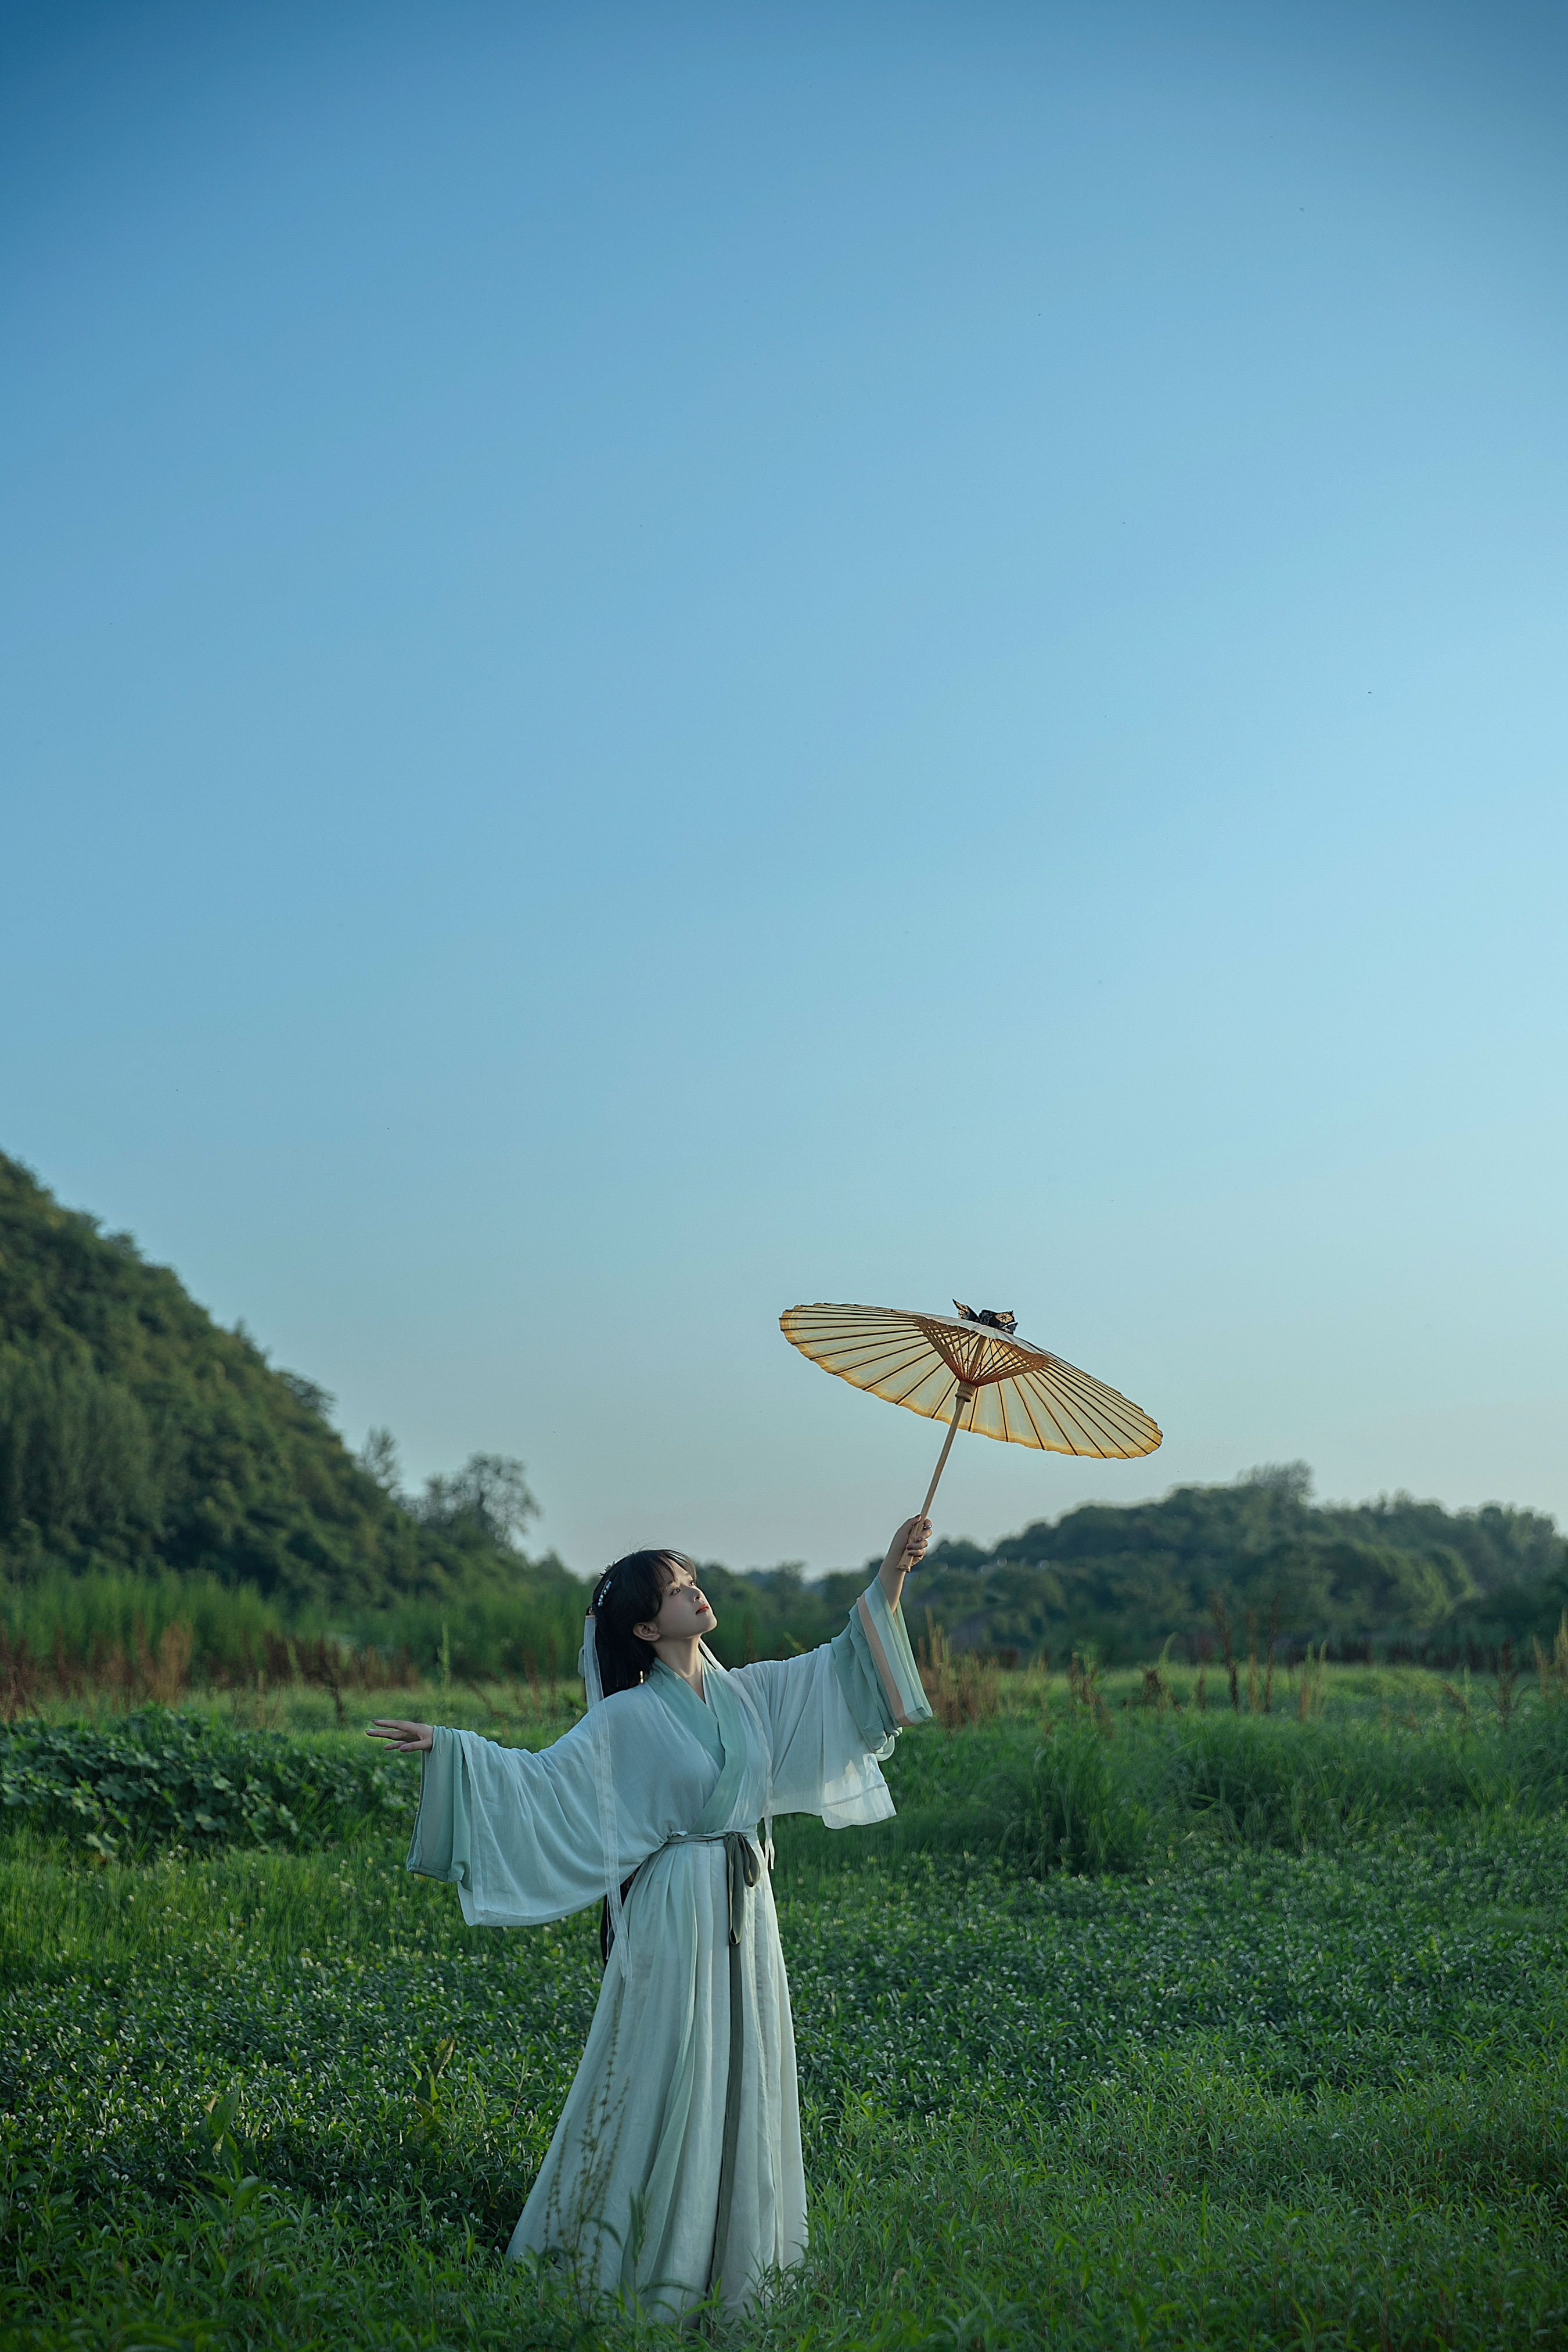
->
[779,1300,1161,1524]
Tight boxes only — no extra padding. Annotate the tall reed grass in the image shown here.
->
[0,1563,592,1711]
[365,1585,587,1686]
[979,1702,1568,1875]
[915,1614,1001,1728]
[992,1715,1149,1875]
[0,1569,281,1676]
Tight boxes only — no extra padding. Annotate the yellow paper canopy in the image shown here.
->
[780,1299,1161,1517]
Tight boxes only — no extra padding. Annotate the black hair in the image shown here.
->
[589,1549,698,1698]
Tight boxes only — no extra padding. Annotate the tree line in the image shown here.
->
[753,1459,1567,1667]
[4,1150,1563,1680]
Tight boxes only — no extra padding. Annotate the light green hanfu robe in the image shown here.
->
[406,1573,931,2314]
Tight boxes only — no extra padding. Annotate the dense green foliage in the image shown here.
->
[0,1707,398,1861]
[0,1679,1564,2347]
[733,1459,1568,1666]
[0,1153,584,1656]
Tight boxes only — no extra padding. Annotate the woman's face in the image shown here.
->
[634,1559,717,1648]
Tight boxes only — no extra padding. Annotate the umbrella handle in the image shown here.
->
[918,1385,974,1525]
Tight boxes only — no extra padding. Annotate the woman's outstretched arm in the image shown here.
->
[367,1706,671,1926]
[366,1718,434,1752]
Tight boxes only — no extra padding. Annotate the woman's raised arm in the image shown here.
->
[877,1514,931,1607]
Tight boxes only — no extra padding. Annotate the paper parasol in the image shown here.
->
[779,1300,1161,1523]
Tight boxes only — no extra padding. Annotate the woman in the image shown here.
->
[368,1513,933,2315]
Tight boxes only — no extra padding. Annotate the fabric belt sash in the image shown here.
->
[629,1827,763,2298]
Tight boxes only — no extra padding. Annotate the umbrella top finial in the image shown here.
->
[953,1301,1017,1336]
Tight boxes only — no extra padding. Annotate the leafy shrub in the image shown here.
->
[0,1707,402,1859]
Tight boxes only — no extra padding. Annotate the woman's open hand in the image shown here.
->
[367,1719,434,1753]
[879,1515,931,1602]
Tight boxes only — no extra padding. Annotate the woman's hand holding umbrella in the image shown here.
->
[879,1514,931,1605]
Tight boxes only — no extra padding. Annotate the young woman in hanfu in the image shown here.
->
[368,1514,933,2318]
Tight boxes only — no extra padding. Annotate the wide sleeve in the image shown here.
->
[834,1574,932,1741]
[728,1573,933,1830]
[406,1696,714,1928]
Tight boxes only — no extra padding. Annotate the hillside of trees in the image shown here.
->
[0,1153,582,1670]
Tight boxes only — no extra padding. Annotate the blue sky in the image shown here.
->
[3,0,1565,1576]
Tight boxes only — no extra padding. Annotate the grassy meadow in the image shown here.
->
[1,1659,1565,2350]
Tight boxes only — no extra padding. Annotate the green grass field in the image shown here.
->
[1,1667,1565,2349]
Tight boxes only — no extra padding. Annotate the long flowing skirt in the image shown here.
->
[507,1840,807,2314]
